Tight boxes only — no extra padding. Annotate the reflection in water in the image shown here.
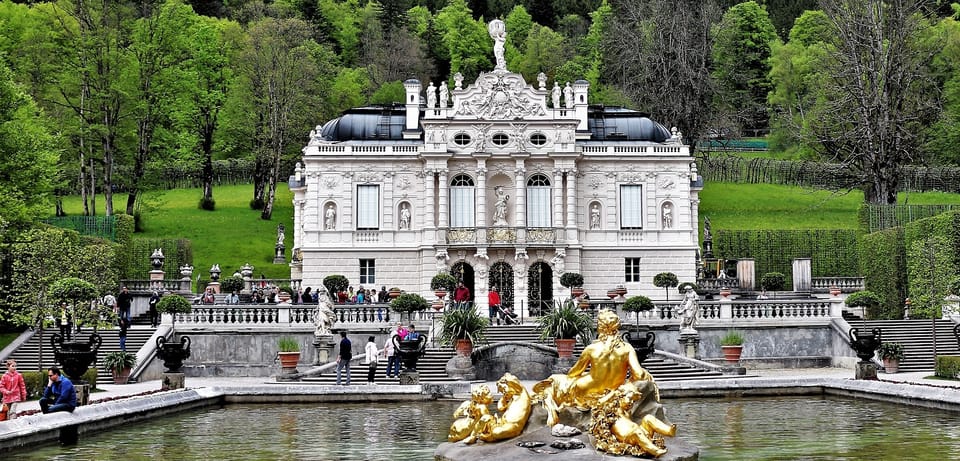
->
[13,396,960,460]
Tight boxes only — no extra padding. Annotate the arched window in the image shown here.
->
[450,174,475,227]
[526,174,551,227]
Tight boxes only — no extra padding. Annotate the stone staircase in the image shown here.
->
[859,319,960,372]
[303,323,725,384]
[6,313,156,386]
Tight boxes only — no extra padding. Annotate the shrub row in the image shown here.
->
[936,356,960,379]
[117,238,193,280]
[858,227,907,319]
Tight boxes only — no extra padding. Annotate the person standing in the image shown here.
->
[148,290,161,327]
[57,302,71,339]
[336,331,352,385]
[40,366,76,414]
[488,286,502,325]
[453,281,471,307]
[1,360,27,421]
[384,332,398,378]
[118,317,130,352]
[364,336,379,385]
[116,286,133,322]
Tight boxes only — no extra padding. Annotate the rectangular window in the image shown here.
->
[449,187,475,227]
[526,187,551,227]
[357,185,380,230]
[359,259,376,284]
[625,258,641,282]
[620,185,642,229]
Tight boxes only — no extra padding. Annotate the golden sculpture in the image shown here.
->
[533,309,657,426]
[448,385,493,442]
[590,382,677,458]
[463,373,532,444]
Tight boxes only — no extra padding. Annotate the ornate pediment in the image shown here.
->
[452,71,548,121]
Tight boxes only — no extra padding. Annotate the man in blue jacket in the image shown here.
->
[40,366,76,414]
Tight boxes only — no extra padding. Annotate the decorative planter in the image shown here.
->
[278,351,300,373]
[615,285,627,297]
[454,338,473,357]
[607,290,618,300]
[623,331,656,363]
[571,287,584,298]
[555,338,576,359]
[112,368,131,385]
[278,292,292,303]
[390,289,402,299]
[578,299,591,310]
[719,287,731,298]
[156,336,192,372]
[432,299,445,311]
[51,333,102,383]
[848,327,882,362]
[829,286,842,297]
[434,289,447,300]
[882,358,899,374]
[721,345,743,363]
[394,335,427,371]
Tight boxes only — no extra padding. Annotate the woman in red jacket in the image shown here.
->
[1,359,27,421]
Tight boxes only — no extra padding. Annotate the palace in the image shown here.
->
[290,22,702,316]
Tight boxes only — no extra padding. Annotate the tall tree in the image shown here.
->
[435,0,492,81]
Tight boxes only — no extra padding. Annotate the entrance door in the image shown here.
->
[449,261,475,304]
[489,261,514,311]
[527,261,553,316]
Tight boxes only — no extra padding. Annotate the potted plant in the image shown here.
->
[845,290,881,321]
[760,272,786,292]
[437,307,489,357]
[389,287,402,299]
[560,272,584,298]
[277,337,301,373]
[653,272,679,301]
[623,295,655,326]
[155,294,193,373]
[220,275,245,294]
[102,351,137,384]
[878,342,904,373]
[538,301,594,358]
[431,273,457,299]
[719,330,745,364]
[390,293,430,321]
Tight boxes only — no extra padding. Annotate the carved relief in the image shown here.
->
[658,176,676,190]
[454,72,548,120]
[588,176,604,190]
[322,176,339,190]
[356,172,379,184]
[620,172,643,184]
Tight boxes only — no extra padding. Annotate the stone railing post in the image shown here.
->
[719,296,733,319]
[829,297,844,318]
[278,305,291,324]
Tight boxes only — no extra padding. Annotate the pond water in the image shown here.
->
[15,396,960,460]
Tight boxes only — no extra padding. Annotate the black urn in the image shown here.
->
[623,330,657,363]
[848,327,881,362]
[156,336,192,372]
[51,333,102,383]
[394,334,426,372]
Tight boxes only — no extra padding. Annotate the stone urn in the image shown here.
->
[848,327,881,362]
[829,286,842,297]
[622,331,656,363]
[394,334,426,371]
[51,333,102,383]
[157,336,192,372]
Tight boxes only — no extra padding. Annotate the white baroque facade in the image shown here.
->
[291,34,702,316]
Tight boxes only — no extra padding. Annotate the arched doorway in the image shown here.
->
[527,261,553,316]
[489,262,514,311]
[449,261,475,304]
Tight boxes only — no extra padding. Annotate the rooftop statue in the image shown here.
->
[489,19,507,71]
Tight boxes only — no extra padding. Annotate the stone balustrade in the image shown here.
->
[173,304,315,328]
[811,277,865,293]
[602,297,842,325]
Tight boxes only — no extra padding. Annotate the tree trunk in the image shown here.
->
[201,109,215,202]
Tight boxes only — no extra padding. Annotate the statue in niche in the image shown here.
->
[439,82,449,108]
[564,82,574,109]
[427,82,437,108]
[399,204,411,230]
[552,82,561,108]
[489,19,507,71]
[590,204,601,230]
[493,186,510,226]
[324,204,337,230]
[662,203,673,229]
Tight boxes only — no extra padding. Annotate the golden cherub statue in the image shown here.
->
[448,385,493,442]
[462,373,532,444]
[590,381,677,458]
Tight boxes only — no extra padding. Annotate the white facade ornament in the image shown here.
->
[515,248,529,261]
[454,72,463,90]
[436,249,450,272]
[537,72,547,90]
[620,172,642,184]
[552,82,561,108]
[493,185,510,226]
[426,82,437,108]
[489,19,507,71]
[397,176,411,190]
[662,202,674,229]
[324,205,337,230]
[322,176,339,189]
[475,247,489,260]
[356,172,379,183]
[658,176,676,190]
[590,204,601,230]
[563,82,574,109]
[588,176,603,190]
[399,203,411,230]
[551,248,566,275]
[454,73,547,120]
[439,82,449,108]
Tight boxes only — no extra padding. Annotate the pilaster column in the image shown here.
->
[552,168,564,227]
[438,169,449,228]
[565,169,577,229]
[514,162,526,227]
[476,163,487,228]
[384,172,395,230]
[424,170,436,229]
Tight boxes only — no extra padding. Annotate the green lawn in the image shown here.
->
[0,332,19,351]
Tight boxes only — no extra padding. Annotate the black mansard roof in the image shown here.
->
[318,105,670,143]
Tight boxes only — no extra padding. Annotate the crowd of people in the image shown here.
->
[334,322,423,386]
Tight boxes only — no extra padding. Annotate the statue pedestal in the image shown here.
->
[399,370,420,385]
[553,357,577,374]
[75,384,90,406]
[162,372,185,390]
[313,334,334,365]
[855,362,878,380]
[445,355,476,381]
[273,244,286,264]
[679,333,700,360]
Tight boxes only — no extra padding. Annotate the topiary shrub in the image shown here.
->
[559,272,584,288]
[249,198,264,210]
[623,295,654,325]
[431,273,457,292]
[760,272,786,291]
[198,197,216,211]
[219,276,245,294]
[845,290,881,314]
[935,355,960,379]
[323,274,349,296]
[390,293,429,320]
[653,272,679,300]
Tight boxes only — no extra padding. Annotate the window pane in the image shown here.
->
[620,185,642,229]
[360,259,376,284]
[625,258,640,282]
[357,185,380,229]
[526,187,551,227]
[450,187,475,227]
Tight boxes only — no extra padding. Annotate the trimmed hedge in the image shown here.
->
[858,227,907,319]
[936,356,960,379]
[903,211,960,318]
[118,238,193,280]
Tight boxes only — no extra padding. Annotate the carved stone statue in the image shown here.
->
[399,203,411,230]
[552,82,561,108]
[564,82,574,109]
[703,216,712,241]
[276,223,285,246]
[325,205,336,230]
[489,19,507,71]
[590,204,601,230]
[313,286,336,337]
[662,203,673,229]
[427,81,437,108]
[439,82,449,108]
[493,185,510,226]
[677,286,700,333]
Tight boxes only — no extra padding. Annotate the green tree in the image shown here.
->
[653,272,678,301]
[711,1,779,135]
[515,24,566,82]
[435,0,491,81]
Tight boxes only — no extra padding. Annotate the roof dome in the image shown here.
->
[586,106,671,142]
[319,106,409,141]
